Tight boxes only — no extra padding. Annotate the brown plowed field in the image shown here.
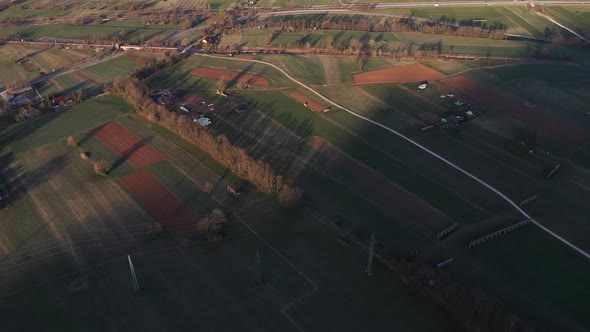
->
[120,170,197,236]
[353,63,445,85]
[91,122,164,168]
[192,67,270,86]
[309,137,452,233]
[441,76,589,143]
[289,92,325,112]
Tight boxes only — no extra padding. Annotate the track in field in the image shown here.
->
[91,122,164,168]
[120,170,197,236]
[353,63,445,85]
[192,67,270,86]
[440,75,589,143]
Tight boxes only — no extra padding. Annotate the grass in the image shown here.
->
[0,95,133,156]
[148,55,295,90]
[468,64,590,132]
[0,44,91,88]
[455,226,590,331]
[572,151,590,170]
[545,6,590,39]
[116,114,245,188]
[86,55,139,79]
[0,85,460,331]
[243,89,500,223]
[146,160,219,216]
[0,20,181,43]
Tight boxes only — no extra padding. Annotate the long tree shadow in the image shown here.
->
[0,109,67,153]
[226,63,256,89]
[110,136,154,173]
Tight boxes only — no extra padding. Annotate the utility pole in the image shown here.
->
[256,250,264,285]
[365,234,375,276]
[65,234,80,266]
[128,255,141,294]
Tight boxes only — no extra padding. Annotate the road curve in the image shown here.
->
[195,53,590,261]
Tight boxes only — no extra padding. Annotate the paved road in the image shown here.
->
[194,53,590,261]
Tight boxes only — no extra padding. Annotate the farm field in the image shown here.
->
[0,44,92,88]
[35,51,154,97]
[0,92,461,332]
[222,26,587,60]
[377,6,566,37]
[147,53,590,331]
[545,6,590,39]
[148,55,295,90]
[0,20,180,43]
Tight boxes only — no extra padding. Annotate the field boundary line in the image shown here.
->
[234,213,318,289]
[234,212,317,332]
[197,54,590,261]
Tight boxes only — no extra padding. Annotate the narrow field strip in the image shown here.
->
[120,170,197,237]
[91,122,165,168]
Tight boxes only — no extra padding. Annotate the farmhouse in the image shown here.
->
[194,116,212,126]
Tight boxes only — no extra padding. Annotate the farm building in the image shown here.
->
[9,85,33,95]
[194,117,212,126]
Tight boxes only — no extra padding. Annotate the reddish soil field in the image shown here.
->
[192,67,270,86]
[308,137,451,232]
[441,76,589,143]
[21,62,37,71]
[353,63,445,85]
[91,122,164,168]
[120,170,197,236]
[289,92,326,112]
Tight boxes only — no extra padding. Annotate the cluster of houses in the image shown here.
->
[418,84,482,132]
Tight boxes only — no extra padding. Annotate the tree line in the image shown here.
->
[105,55,303,208]
[236,14,508,40]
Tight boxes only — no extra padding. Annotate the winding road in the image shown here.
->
[195,53,590,261]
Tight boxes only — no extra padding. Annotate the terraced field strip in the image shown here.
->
[309,137,452,233]
[192,67,270,86]
[353,63,445,84]
[441,75,589,143]
[289,92,326,112]
[120,170,197,237]
[91,122,165,168]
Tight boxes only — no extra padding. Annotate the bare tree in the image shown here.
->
[204,181,214,194]
[67,136,78,148]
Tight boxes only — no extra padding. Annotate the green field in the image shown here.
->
[0,93,460,332]
[0,95,133,156]
[0,44,92,88]
[142,53,590,331]
[0,20,180,43]
[224,26,587,60]
[546,6,590,39]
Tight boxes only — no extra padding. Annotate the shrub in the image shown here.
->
[93,159,110,176]
[67,136,78,147]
